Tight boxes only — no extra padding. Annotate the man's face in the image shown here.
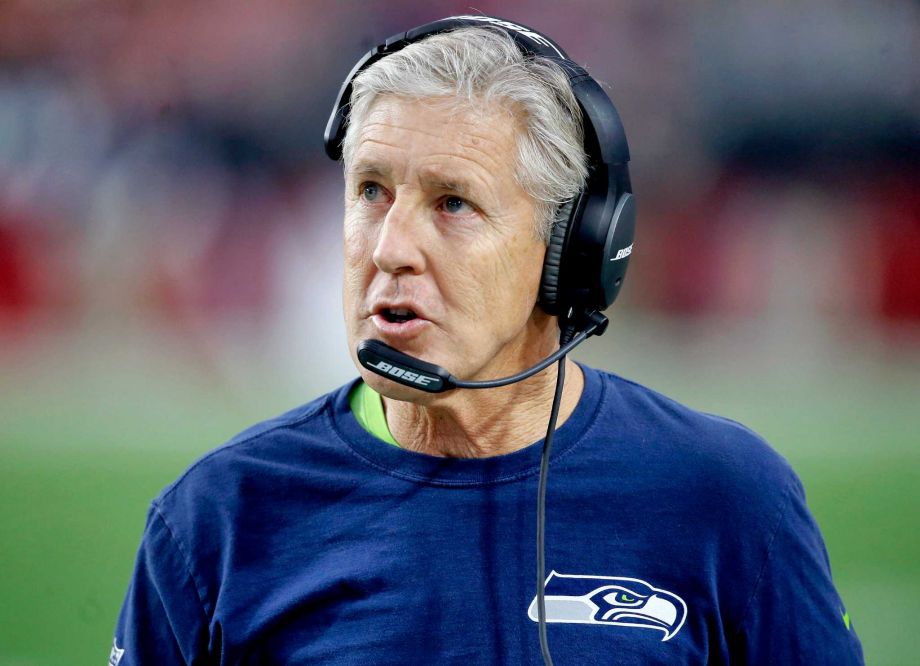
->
[342,96,550,398]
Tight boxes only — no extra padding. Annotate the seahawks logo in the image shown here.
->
[528,571,687,641]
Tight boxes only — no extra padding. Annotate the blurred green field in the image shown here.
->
[1,323,918,665]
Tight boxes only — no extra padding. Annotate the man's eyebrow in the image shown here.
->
[347,162,483,199]
[347,161,391,180]
[427,179,470,196]
[418,168,476,197]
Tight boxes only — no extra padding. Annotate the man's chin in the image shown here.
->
[361,369,440,405]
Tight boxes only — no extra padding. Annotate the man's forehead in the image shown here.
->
[364,93,514,129]
[345,96,527,198]
[355,97,518,156]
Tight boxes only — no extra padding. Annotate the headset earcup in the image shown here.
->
[538,198,576,315]
[598,192,636,309]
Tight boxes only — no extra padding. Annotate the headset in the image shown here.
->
[324,15,635,330]
[324,15,635,665]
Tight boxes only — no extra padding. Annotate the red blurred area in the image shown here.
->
[876,179,920,324]
[0,207,80,333]
[0,0,917,350]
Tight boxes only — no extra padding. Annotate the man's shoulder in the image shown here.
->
[152,381,354,512]
[587,365,797,498]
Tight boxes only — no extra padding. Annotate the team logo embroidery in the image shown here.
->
[528,571,688,641]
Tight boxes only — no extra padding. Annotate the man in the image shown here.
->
[113,18,864,665]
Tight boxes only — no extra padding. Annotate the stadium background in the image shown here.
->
[0,1,917,663]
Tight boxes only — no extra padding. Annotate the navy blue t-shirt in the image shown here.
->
[113,365,863,664]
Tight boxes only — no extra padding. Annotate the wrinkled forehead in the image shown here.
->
[345,93,523,167]
[346,95,525,192]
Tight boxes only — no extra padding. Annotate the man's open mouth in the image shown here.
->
[380,307,418,323]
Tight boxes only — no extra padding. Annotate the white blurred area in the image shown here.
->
[0,0,918,418]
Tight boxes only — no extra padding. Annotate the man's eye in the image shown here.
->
[361,183,383,202]
[442,196,473,214]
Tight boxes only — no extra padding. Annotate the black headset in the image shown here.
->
[324,15,636,329]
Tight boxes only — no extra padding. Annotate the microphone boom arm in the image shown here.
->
[357,311,609,393]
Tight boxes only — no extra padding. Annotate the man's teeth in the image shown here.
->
[391,308,411,316]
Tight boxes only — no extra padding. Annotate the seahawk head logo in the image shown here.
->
[528,571,687,641]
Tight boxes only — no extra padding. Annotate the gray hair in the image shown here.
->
[341,26,589,242]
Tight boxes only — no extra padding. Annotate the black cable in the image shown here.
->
[451,327,589,390]
[537,350,568,666]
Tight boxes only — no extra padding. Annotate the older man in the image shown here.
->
[113,18,863,665]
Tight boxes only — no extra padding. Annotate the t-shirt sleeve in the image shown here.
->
[732,474,865,664]
[113,503,210,665]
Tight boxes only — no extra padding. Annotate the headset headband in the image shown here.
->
[325,15,636,318]
[323,16,630,171]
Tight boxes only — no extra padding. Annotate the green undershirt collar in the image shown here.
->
[348,381,400,447]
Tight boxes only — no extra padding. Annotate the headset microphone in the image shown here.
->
[357,311,608,393]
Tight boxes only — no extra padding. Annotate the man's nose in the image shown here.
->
[372,195,426,275]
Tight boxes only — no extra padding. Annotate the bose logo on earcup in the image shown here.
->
[612,244,633,261]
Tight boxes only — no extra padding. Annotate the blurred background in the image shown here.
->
[0,0,917,663]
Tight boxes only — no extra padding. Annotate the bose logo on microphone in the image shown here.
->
[368,360,436,387]
[611,244,633,261]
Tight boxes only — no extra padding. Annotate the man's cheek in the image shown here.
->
[342,271,367,316]
[343,227,370,264]
[343,239,379,294]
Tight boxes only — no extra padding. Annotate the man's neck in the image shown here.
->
[382,357,584,458]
